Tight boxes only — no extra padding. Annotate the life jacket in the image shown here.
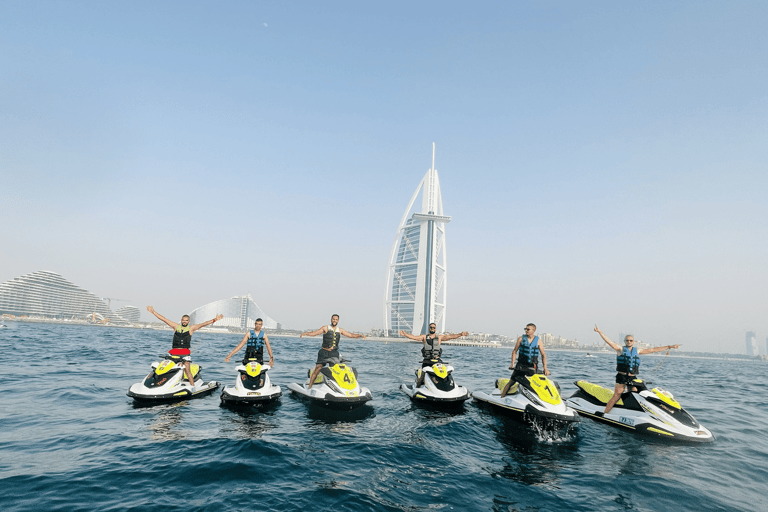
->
[322,325,341,350]
[422,334,442,360]
[245,329,265,360]
[616,346,640,374]
[170,324,191,355]
[517,335,539,368]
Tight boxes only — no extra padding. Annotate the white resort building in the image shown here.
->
[188,294,277,331]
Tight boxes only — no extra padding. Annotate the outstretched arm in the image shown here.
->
[190,314,223,333]
[594,325,621,352]
[300,326,327,338]
[438,331,469,342]
[639,344,680,355]
[339,328,366,339]
[399,330,425,342]
[147,306,177,330]
[225,332,249,362]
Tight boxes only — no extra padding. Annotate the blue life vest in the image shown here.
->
[616,346,640,374]
[517,335,539,368]
[245,330,265,360]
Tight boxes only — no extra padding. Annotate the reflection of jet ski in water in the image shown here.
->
[566,379,714,443]
[400,356,470,406]
[220,361,282,407]
[127,354,219,403]
[585,353,596,358]
[288,360,372,410]
[472,374,579,428]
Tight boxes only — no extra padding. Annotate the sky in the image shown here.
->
[1,1,767,353]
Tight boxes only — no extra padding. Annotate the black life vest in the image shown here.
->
[422,334,441,359]
[322,325,341,350]
[172,325,191,349]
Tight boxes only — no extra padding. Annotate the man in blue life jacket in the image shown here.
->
[399,323,469,387]
[224,318,275,366]
[594,325,680,414]
[146,306,223,388]
[500,323,550,397]
[300,314,367,389]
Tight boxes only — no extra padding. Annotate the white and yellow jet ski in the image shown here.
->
[400,358,470,406]
[288,361,372,410]
[127,354,219,404]
[472,374,579,427]
[220,361,282,407]
[566,379,714,442]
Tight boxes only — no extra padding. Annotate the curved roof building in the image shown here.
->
[189,294,277,331]
[0,270,123,322]
[384,144,450,336]
[116,305,141,324]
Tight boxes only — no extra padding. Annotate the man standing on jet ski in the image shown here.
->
[300,314,366,389]
[146,306,223,388]
[594,325,680,414]
[398,323,469,386]
[500,323,549,397]
[224,318,275,366]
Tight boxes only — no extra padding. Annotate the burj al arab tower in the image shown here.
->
[384,144,451,336]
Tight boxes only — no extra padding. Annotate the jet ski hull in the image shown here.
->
[220,363,282,408]
[400,383,469,406]
[127,357,219,404]
[127,379,219,404]
[567,380,714,443]
[288,382,372,410]
[473,390,579,424]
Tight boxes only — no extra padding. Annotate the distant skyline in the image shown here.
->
[2,2,767,353]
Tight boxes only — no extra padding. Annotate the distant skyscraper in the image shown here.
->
[746,331,757,356]
[384,144,450,336]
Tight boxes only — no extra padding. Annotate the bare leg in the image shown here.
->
[500,376,514,398]
[184,361,195,387]
[604,383,625,414]
[307,364,322,389]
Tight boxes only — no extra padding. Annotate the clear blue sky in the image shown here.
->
[2,1,766,353]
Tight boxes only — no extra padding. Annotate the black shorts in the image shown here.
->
[316,348,340,366]
[512,365,536,382]
[615,373,637,386]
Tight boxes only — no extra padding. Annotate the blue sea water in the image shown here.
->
[1,322,767,511]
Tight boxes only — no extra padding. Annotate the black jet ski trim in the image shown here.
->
[127,354,219,403]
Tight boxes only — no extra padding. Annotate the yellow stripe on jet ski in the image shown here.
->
[651,388,681,409]
[647,427,674,436]
[576,381,623,406]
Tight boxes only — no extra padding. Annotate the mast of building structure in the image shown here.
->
[384,143,451,336]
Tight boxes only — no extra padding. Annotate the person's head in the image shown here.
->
[624,335,635,346]
[524,323,536,335]
[180,315,190,326]
[330,314,339,326]
[254,318,263,329]
[429,323,436,333]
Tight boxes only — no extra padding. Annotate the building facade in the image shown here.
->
[189,294,277,331]
[746,331,757,356]
[384,144,450,336]
[116,305,141,323]
[0,270,120,322]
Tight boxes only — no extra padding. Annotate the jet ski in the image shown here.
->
[566,379,714,442]
[472,374,579,428]
[400,358,470,406]
[287,360,372,410]
[127,354,219,404]
[220,360,282,407]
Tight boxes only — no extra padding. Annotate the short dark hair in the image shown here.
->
[255,318,263,323]
[331,314,339,320]
[429,323,436,327]
[526,323,536,329]
[181,315,190,320]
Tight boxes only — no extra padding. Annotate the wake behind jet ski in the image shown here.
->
[220,360,281,407]
[567,379,713,442]
[473,374,579,427]
[288,360,372,410]
[127,354,219,404]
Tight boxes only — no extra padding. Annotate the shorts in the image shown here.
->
[615,373,637,386]
[168,350,191,362]
[316,348,340,366]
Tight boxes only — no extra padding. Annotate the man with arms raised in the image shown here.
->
[147,306,223,388]
[399,323,469,387]
[300,314,366,389]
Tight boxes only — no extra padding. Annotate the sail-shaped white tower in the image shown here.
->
[384,144,450,336]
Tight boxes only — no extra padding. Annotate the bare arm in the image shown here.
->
[538,342,550,375]
[639,344,680,355]
[190,314,223,333]
[225,332,249,362]
[147,306,177,330]
[264,337,274,367]
[300,326,327,338]
[339,328,366,339]
[509,337,522,368]
[399,330,425,342]
[438,331,468,343]
[594,325,622,353]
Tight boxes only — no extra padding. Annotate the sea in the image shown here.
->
[1,322,766,512]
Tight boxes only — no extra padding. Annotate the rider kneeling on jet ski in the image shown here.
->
[594,325,680,414]
[146,306,223,388]
[225,318,275,386]
[500,323,550,397]
[300,314,366,389]
[399,323,469,387]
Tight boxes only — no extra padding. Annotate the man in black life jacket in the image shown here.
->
[299,314,366,389]
[594,325,680,414]
[500,323,550,397]
[147,306,223,388]
[399,323,469,387]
